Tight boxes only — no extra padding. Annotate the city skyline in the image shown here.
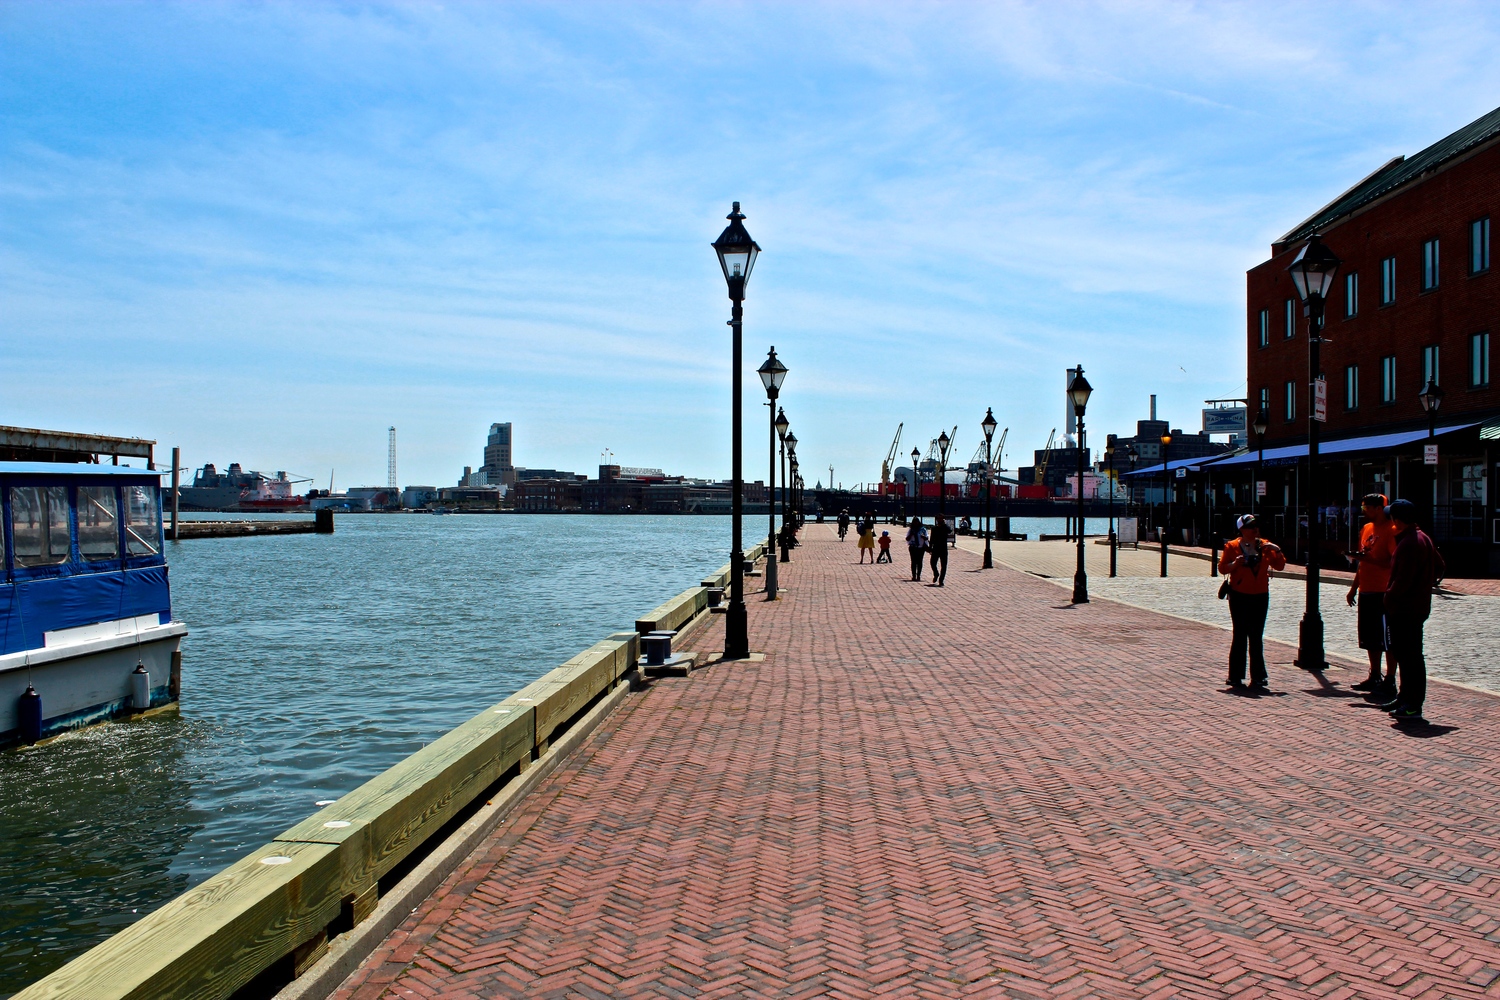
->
[6,3,1500,485]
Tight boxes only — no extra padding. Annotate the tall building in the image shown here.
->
[482,422,515,486]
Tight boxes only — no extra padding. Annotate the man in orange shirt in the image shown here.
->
[1219,514,1287,690]
[1346,494,1397,699]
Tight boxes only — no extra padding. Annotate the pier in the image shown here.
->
[19,528,1500,999]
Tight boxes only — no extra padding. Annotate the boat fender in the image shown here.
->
[18,685,42,744]
[131,664,151,711]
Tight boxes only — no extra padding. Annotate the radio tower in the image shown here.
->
[387,427,397,491]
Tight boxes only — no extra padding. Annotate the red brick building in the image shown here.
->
[1241,106,1500,574]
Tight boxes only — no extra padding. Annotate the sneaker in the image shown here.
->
[1390,705,1425,722]
[1227,680,1245,690]
[1351,677,1380,691]
[1366,685,1396,703]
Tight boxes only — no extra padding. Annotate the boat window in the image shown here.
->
[10,486,71,567]
[124,484,160,556]
[78,486,120,561]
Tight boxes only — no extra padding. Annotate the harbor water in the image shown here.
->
[0,514,732,996]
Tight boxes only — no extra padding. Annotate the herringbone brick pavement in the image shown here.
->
[329,525,1500,999]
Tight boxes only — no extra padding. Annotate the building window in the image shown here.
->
[1472,217,1490,274]
[1381,355,1397,403]
[1422,239,1440,291]
[1423,344,1440,385]
[1259,387,1270,416]
[1258,309,1269,348]
[1345,272,1358,318]
[1284,298,1295,339]
[1381,256,1396,305]
[1473,332,1491,387]
[1345,365,1359,410]
[1284,380,1296,421]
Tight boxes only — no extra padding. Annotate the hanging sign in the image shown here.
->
[1175,467,1187,478]
[1256,480,1267,497]
[1424,443,1439,465]
[1202,407,1247,435]
[1312,378,1328,422]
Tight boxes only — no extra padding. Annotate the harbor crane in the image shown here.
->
[879,423,903,494]
[965,427,1008,494]
[1032,428,1057,486]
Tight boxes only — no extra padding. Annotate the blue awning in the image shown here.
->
[1202,421,1483,469]
[1120,456,1216,478]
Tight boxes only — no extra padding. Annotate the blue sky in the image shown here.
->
[5,2,1500,488]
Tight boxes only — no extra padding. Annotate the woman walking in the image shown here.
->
[857,519,877,563]
[1218,514,1286,691]
[905,517,928,581]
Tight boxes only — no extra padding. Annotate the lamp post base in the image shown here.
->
[724,600,749,660]
[765,551,778,600]
[982,544,993,569]
[1295,612,1327,671]
[1072,572,1089,604]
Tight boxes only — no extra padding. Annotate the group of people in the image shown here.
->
[1219,494,1445,722]
[836,508,954,585]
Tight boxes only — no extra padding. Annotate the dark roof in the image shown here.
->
[1280,105,1500,246]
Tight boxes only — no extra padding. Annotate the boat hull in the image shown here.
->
[0,621,185,748]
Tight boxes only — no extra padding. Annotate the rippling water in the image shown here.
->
[0,513,730,995]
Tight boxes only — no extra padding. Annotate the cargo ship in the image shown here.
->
[176,463,309,512]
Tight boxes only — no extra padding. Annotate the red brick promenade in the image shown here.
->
[332,526,1500,999]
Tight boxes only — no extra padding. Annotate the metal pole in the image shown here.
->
[983,438,994,568]
[1296,296,1327,671]
[779,435,789,563]
[765,393,778,600]
[1208,468,1218,577]
[725,297,749,659]
[1160,442,1170,578]
[1072,420,1088,603]
[170,446,181,541]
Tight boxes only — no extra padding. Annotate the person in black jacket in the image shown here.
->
[1376,499,1445,721]
[928,516,950,586]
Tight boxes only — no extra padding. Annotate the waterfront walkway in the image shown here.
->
[332,525,1500,999]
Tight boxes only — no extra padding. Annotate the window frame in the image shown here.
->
[1284,298,1295,339]
[1423,344,1440,387]
[1344,272,1358,318]
[1381,256,1397,305]
[1472,217,1491,275]
[1473,331,1492,388]
[1284,380,1296,422]
[76,484,122,563]
[1345,364,1359,410]
[1422,239,1440,292]
[1381,355,1397,404]
[1258,308,1269,348]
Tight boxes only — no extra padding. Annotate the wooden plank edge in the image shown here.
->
[272,671,638,1000]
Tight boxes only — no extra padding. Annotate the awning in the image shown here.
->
[1198,421,1483,470]
[1121,456,1221,478]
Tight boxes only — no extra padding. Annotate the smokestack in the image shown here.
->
[1150,394,1157,421]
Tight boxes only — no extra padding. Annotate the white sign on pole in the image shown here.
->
[1312,378,1328,422]
[1424,443,1439,465]
[1256,480,1267,497]
[1175,467,1187,479]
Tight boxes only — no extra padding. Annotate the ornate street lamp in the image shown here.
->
[775,407,790,563]
[757,347,788,600]
[911,446,922,520]
[1067,368,1093,603]
[1286,233,1342,672]
[1252,406,1269,516]
[1159,431,1172,578]
[937,430,952,523]
[1419,376,1444,525]
[786,433,799,525]
[981,408,998,568]
[712,202,762,660]
[1105,435,1117,578]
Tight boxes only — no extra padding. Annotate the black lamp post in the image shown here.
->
[1287,233,1342,672]
[1252,406,1269,516]
[937,430,952,524]
[712,202,762,661]
[1419,376,1444,525]
[911,446,922,521]
[1159,431,1171,578]
[981,407,998,569]
[775,407,790,563]
[1105,436,1117,578]
[1067,368,1093,603]
[787,435,799,525]
[758,348,788,600]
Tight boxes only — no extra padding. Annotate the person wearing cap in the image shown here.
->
[1218,514,1287,690]
[1346,494,1398,698]
[1377,499,1445,721]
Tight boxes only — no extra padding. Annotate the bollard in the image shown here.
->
[131,664,152,711]
[315,508,335,534]
[642,631,676,666]
[706,587,724,608]
[18,685,42,744]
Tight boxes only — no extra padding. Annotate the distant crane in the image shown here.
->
[879,423,903,494]
[1032,428,1057,487]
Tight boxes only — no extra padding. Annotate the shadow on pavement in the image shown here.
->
[1392,720,1459,738]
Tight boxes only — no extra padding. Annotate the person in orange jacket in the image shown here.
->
[1218,513,1287,690]
[1346,494,1398,699]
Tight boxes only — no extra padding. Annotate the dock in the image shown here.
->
[20,529,1500,999]
[170,511,332,539]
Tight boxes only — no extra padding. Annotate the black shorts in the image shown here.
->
[1358,591,1387,651]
